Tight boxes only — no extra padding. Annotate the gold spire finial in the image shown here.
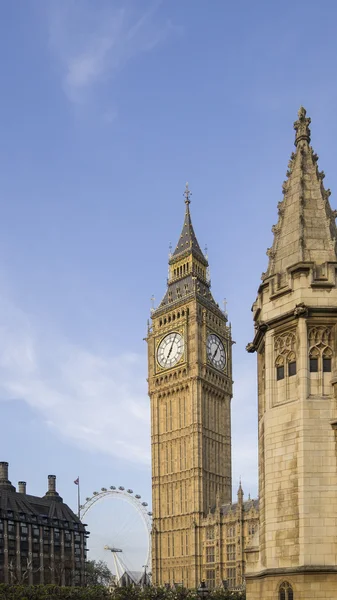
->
[183,182,192,205]
[294,106,311,146]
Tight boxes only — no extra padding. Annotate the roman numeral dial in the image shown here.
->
[207,333,226,370]
[157,332,184,369]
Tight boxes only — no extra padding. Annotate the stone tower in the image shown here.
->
[147,185,233,588]
[246,108,337,599]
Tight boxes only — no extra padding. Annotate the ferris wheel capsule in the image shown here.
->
[119,486,125,491]
[127,489,133,493]
[135,494,141,499]
[142,502,148,506]
[110,486,116,490]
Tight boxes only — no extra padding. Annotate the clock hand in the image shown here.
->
[167,334,177,358]
[212,341,221,360]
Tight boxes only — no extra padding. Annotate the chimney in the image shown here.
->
[48,474,56,493]
[0,462,9,482]
[44,474,62,502]
[0,461,15,491]
[18,481,26,494]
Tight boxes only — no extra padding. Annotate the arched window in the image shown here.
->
[279,581,294,600]
[309,346,319,372]
[274,331,296,382]
[309,345,332,373]
[287,351,296,377]
[276,355,285,381]
[323,346,332,372]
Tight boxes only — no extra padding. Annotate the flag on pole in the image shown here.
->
[74,477,81,518]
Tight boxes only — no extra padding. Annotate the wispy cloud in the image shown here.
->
[0,295,150,465]
[47,0,173,105]
[0,290,258,497]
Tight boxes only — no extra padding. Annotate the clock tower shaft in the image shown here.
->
[147,186,233,588]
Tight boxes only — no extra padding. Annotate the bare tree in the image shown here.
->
[8,558,42,584]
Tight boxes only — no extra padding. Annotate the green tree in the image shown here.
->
[85,559,113,587]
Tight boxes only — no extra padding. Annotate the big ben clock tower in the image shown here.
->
[147,185,233,588]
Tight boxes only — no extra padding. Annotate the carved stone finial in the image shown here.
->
[294,106,311,146]
[298,106,306,119]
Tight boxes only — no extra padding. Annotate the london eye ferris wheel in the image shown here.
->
[80,485,152,583]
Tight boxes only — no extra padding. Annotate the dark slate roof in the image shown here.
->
[221,498,259,517]
[0,487,85,531]
[157,274,218,313]
[171,202,207,266]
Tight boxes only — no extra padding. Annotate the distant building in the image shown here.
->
[0,461,87,585]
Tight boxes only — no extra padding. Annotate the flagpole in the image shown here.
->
[77,477,81,519]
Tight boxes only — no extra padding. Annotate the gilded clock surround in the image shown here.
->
[155,328,186,372]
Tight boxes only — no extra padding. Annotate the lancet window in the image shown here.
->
[308,326,333,395]
[308,327,332,372]
[279,581,294,600]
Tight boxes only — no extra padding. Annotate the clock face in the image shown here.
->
[207,334,226,370]
[157,332,184,369]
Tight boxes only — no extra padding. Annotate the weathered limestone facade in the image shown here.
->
[246,108,337,599]
[147,186,258,589]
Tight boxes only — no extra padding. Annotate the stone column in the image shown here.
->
[50,528,54,584]
[16,522,21,582]
[28,524,33,585]
[60,529,65,586]
[39,526,44,584]
[3,520,8,583]
[71,530,75,587]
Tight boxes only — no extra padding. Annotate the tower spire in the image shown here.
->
[264,107,337,280]
[153,185,222,314]
[171,183,206,263]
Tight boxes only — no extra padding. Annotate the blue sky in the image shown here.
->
[1,0,337,571]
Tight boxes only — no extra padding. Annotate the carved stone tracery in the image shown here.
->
[308,326,333,363]
[274,331,297,367]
